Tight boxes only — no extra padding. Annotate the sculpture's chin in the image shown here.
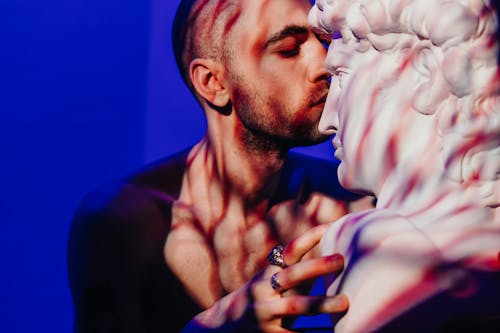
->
[337,161,349,189]
[337,161,373,196]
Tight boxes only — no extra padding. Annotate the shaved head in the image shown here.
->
[172,0,241,90]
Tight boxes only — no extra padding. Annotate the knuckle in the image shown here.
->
[322,253,344,269]
[283,298,301,314]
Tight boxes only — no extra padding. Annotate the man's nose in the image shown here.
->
[307,39,330,83]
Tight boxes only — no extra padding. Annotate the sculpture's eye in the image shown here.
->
[336,70,349,88]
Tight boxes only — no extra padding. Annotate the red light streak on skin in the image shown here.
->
[222,6,241,36]
[190,0,241,44]
[212,0,242,37]
[190,0,211,22]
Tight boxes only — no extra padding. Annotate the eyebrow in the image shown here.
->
[263,25,308,49]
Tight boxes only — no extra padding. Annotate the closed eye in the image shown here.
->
[278,46,300,57]
[264,25,308,58]
[315,32,332,50]
[275,36,302,57]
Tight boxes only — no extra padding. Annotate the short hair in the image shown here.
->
[172,0,197,87]
[172,0,238,92]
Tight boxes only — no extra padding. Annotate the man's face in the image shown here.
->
[223,0,331,147]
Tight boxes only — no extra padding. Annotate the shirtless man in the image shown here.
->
[67,0,368,331]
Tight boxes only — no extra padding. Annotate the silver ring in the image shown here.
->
[267,244,285,268]
[270,272,285,293]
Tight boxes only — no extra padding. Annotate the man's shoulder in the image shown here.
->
[280,152,360,201]
[72,148,191,232]
[67,148,203,333]
[127,147,190,193]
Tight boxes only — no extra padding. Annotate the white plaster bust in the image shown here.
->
[309,0,500,331]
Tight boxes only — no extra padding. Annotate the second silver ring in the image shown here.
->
[270,272,285,293]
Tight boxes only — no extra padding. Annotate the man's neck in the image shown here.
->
[178,133,288,229]
[204,132,287,206]
[173,135,289,295]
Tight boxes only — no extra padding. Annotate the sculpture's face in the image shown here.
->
[324,40,451,193]
[319,40,411,193]
[317,38,376,192]
[310,0,452,194]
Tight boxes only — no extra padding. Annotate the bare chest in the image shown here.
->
[165,207,279,307]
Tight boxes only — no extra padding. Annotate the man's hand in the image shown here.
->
[182,224,348,332]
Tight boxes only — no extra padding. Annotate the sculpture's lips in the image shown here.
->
[332,136,341,149]
[334,146,343,160]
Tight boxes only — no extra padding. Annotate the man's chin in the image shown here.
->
[290,132,331,147]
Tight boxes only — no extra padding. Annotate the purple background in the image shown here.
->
[1,0,333,331]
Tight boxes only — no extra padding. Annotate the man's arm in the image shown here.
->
[67,182,200,333]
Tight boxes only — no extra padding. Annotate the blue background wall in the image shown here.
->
[1,0,333,331]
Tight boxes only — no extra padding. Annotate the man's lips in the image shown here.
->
[311,93,328,107]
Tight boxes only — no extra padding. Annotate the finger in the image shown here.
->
[251,265,283,299]
[303,193,348,223]
[283,224,331,265]
[274,254,344,291]
[258,324,298,333]
[258,294,349,319]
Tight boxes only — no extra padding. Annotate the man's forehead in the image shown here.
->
[233,0,311,42]
[239,0,310,22]
[173,0,312,62]
[206,0,311,30]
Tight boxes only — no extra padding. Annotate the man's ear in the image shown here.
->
[189,58,230,108]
